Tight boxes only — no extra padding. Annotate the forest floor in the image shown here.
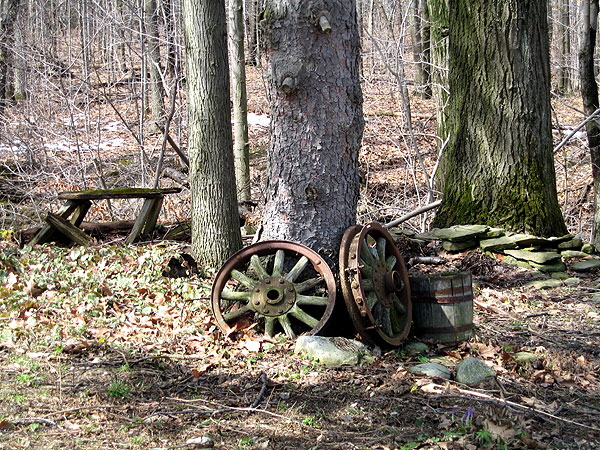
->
[1,66,600,450]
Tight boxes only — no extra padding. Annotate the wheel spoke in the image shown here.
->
[223,303,253,322]
[278,315,296,339]
[265,317,276,337]
[272,250,285,276]
[250,254,269,279]
[385,255,397,271]
[393,294,406,315]
[284,256,309,283]
[360,239,375,266]
[362,278,375,292]
[289,305,319,328]
[376,237,387,261]
[221,289,251,301]
[296,294,329,306]
[230,269,257,289]
[381,307,393,336]
[366,292,378,309]
[360,264,373,278]
[294,276,323,294]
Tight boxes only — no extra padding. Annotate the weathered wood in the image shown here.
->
[79,220,137,233]
[57,187,181,201]
[45,213,91,246]
[30,200,83,245]
[125,197,162,244]
[409,271,474,343]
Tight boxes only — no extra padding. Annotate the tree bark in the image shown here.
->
[432,0,567,237]
[579,0,600,248]
[184,0,242,266]
[427,0,449,153]
[0,0,20,109]
[145,0,165,122]
[229,0,251,202]
[558,0,572,93]
[260,0,364,264]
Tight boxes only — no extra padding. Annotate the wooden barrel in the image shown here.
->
[409,271,474,343]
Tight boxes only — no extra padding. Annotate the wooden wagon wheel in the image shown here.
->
[339,222,412,347]
[212,241,337,340]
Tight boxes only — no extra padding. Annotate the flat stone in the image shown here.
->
[429,225,490,242]
[403,341,429,356]
[570,259,600,273]
[560,250,592,259]
[504,249,561,265]
[524,279,563,290]
[557,238,584,250]
[442,239,478,252]
[480,235,517,252]
[529,260,566,273]
[408,362,452,380]
[563,277,581,286]
[510,234,552,248]
[455,357,496,386]
[479,227,505,239]
[294,336,374,367]
[581,243,597,254]
[502,255,532,269]
[513,351,538,365]
[550,272,570,280]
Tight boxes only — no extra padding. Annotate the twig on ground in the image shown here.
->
[384,200,442,229]
[9,418,64,430]
[250,371,269,408]
[429,384,600,432]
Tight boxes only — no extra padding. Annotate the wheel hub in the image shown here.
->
[251,277,296,316]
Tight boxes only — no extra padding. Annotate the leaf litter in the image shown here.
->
[0,69,599,449]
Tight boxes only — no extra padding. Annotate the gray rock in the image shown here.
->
[513,351,538,365]
[442,239,478,252]
[550,271,570,279]
[294,336,374,367]
[570,259,600,273]
[560,250,591,259]
[501,255,532,269]
[581,243,596,254]
[479,227,505,239]
[524,279,563,290]
[510,234,552,248]
[455,357,496,386]
[504,249,561,265]
[479,235,517,252]
[529,260,567,273]
[563,277,581,286]
[403,341,429,356]
[430,225,490,242]
[408,362,452,380]
[557,238,584,250]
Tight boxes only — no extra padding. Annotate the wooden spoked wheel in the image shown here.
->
[339,222,412,347]
[212,241,337,340]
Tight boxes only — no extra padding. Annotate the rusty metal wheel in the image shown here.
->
[339,222,412,347]
[212,241,336,340]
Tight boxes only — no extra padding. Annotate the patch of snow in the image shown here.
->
[247,113,270,128]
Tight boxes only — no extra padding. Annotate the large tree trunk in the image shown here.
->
[184,0,242,266]
[427,0,449,154]
[0,0,20,109]
[229,0,251,202]
[579,0,600,248]
[558,0,572,93]
[145,0,165,122]
[260,0,364,264]
[432,0,567,237]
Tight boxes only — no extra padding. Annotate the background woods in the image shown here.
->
[0,0,597,245]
